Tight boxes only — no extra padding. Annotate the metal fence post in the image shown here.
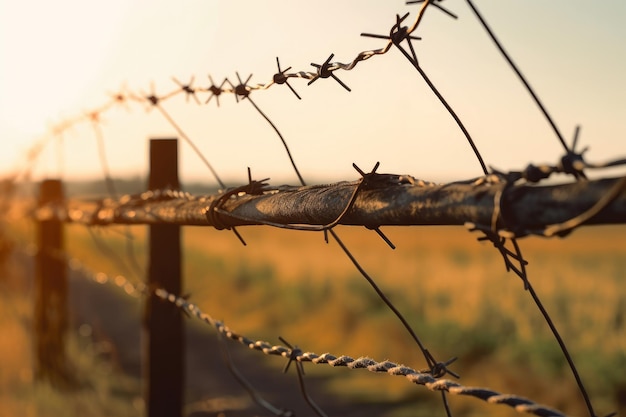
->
[144,138,184,417]
[35,179,69,386]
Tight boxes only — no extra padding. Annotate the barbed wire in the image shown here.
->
[4,0,462,184]
[31,169,626,234]
[4,1,625,415]
[21,244,575,417]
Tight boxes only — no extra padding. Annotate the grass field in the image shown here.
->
[2,214,625,416]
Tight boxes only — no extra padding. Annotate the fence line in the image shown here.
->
[33,174,626,234]
[3,1,625,415]
[24,163,626,416]
[16,0,442,162]
[26,243,571,417]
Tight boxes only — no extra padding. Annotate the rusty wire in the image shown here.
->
[17,0,451,164]
[33,174,626,232]
[26,245,573,417]
[7,1,626,415]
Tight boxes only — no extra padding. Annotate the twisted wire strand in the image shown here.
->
[157,285,573,417]
[20,2,440,147]
[32,244,571,417]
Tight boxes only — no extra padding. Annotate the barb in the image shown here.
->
[232,72,253,103]
[469,159,615,416]
[491,149,626,239]
[212,89,455,387]
[134,84,226,189]
[206,169,272,245]
[363,3,488,176]
[203,75,228,106]
[217,332,294,416]
[172,75,201,105]
[273,57,301,100]
[96,262,565,417]
[309,53,351,92]
[34,174,626,233]
[210,163,397,242]
[500,130,626,186]
[29,2,449,148]
[280,336,328,417]
[406,0,458,19]
[351,162,396,249]
[50,250,570,417]
[236,71,459,401]
[237,73,456,396]
[329,228,459,382]
[361,13,422,62]
[466,226,597,417]
[241,63,448,387]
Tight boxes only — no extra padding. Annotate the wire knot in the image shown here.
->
[273,57,302,99]
[206,192,233,231]
[521,163,552,183]
[205,75,227,106]
[558,150,587,177]
[389,13,413,45]
[309,53,351,91]
[232,72,253,102]
[430,356,458,379]
[279,336,303,374]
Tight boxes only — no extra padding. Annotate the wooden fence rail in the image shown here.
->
[35,174,626,235]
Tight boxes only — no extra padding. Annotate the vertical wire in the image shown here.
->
[395,44,488,175]
[463,2,596,414]
[465,0,569,153]
[91,120,145,279]
[248,90,438,368]
[246,96,306,186]
[155,103,226,190]
[511,238,596,417]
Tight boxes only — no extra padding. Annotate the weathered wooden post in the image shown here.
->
[144,138,184,417]
[35,179,69,386]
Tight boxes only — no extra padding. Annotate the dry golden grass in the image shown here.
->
[3,214,625,416]
[179,224,625,415]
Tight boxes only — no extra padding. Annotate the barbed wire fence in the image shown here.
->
[1,0,625,416]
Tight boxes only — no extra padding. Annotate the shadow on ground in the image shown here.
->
[67,265,415,417]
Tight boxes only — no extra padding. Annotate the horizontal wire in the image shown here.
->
[32,174,626,236]
[4,2,422,184]
[23,4,416,142]
[21,244,572,417]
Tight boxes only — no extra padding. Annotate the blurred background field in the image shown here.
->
[2,1,625,415]
[1,201,625,416]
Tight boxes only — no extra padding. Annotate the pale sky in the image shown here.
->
[1,1,625,186]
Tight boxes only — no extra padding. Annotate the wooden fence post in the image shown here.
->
[144,138,184,417]
[35,179,69,386]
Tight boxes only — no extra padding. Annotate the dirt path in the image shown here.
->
[67,267,404,417]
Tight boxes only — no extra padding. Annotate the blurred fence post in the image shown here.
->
[35,179,69,386]
[144,138,184,417]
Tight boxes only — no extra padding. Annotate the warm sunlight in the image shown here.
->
[1,1,625,183]
[0,1,133,135]
[1,2,625,416]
